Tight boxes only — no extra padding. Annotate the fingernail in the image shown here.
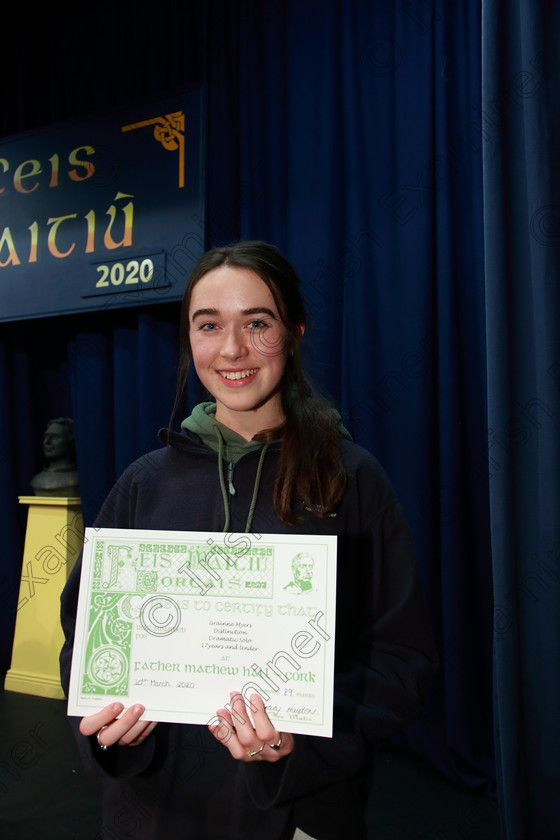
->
[133,704,144,715]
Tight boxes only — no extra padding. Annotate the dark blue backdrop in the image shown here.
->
[482,2,560,838]
[1,2,558,837]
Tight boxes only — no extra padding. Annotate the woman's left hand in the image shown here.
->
[209,691,294,762]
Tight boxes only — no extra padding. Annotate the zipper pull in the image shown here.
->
[227,462,236,495]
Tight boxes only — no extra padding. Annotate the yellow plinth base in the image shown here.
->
[4,496,83,700]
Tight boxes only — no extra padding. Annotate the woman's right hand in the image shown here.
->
[79,702,158,748]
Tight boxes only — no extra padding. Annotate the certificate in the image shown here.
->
[67,528,337,737]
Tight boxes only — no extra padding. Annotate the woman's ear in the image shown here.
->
[289,324,305,355]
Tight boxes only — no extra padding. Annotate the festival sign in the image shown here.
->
[0,89,205,321]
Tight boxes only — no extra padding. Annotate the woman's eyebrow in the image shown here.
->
[241,307,277,318]
[191,306,276,321]
[191,307,218,321]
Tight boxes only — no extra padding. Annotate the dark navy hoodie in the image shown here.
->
[60,405,437,840]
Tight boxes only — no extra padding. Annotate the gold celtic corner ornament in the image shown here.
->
[122,111,185,188]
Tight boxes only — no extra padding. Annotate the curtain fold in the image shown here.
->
[482,1,560,837]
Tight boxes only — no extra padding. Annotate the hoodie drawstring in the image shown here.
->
[216,429,231,532]
[244,444,270,533]
[215,424,269,533]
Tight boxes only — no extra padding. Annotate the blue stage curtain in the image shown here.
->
[0,0,496,801]
[481,2,560,837]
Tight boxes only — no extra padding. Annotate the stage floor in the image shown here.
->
[0,687,500,840]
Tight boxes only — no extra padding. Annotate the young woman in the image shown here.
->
[60,241,437,840]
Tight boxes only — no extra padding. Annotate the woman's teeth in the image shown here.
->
[219,368,258,380]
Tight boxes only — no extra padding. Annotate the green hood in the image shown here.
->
[181,402,273,533]
[181,401,271,464]
[180,401,351,533]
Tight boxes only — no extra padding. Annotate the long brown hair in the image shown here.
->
[169,241,347,525]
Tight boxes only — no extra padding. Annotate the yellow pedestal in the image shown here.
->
[4,496,83,699]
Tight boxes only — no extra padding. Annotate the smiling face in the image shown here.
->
[188,266,291,439]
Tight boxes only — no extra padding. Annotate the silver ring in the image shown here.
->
[269,732,283,751]
[247,743,265,757]
[96,725,109,751]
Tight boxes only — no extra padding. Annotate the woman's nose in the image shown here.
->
[220,327,247,360]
